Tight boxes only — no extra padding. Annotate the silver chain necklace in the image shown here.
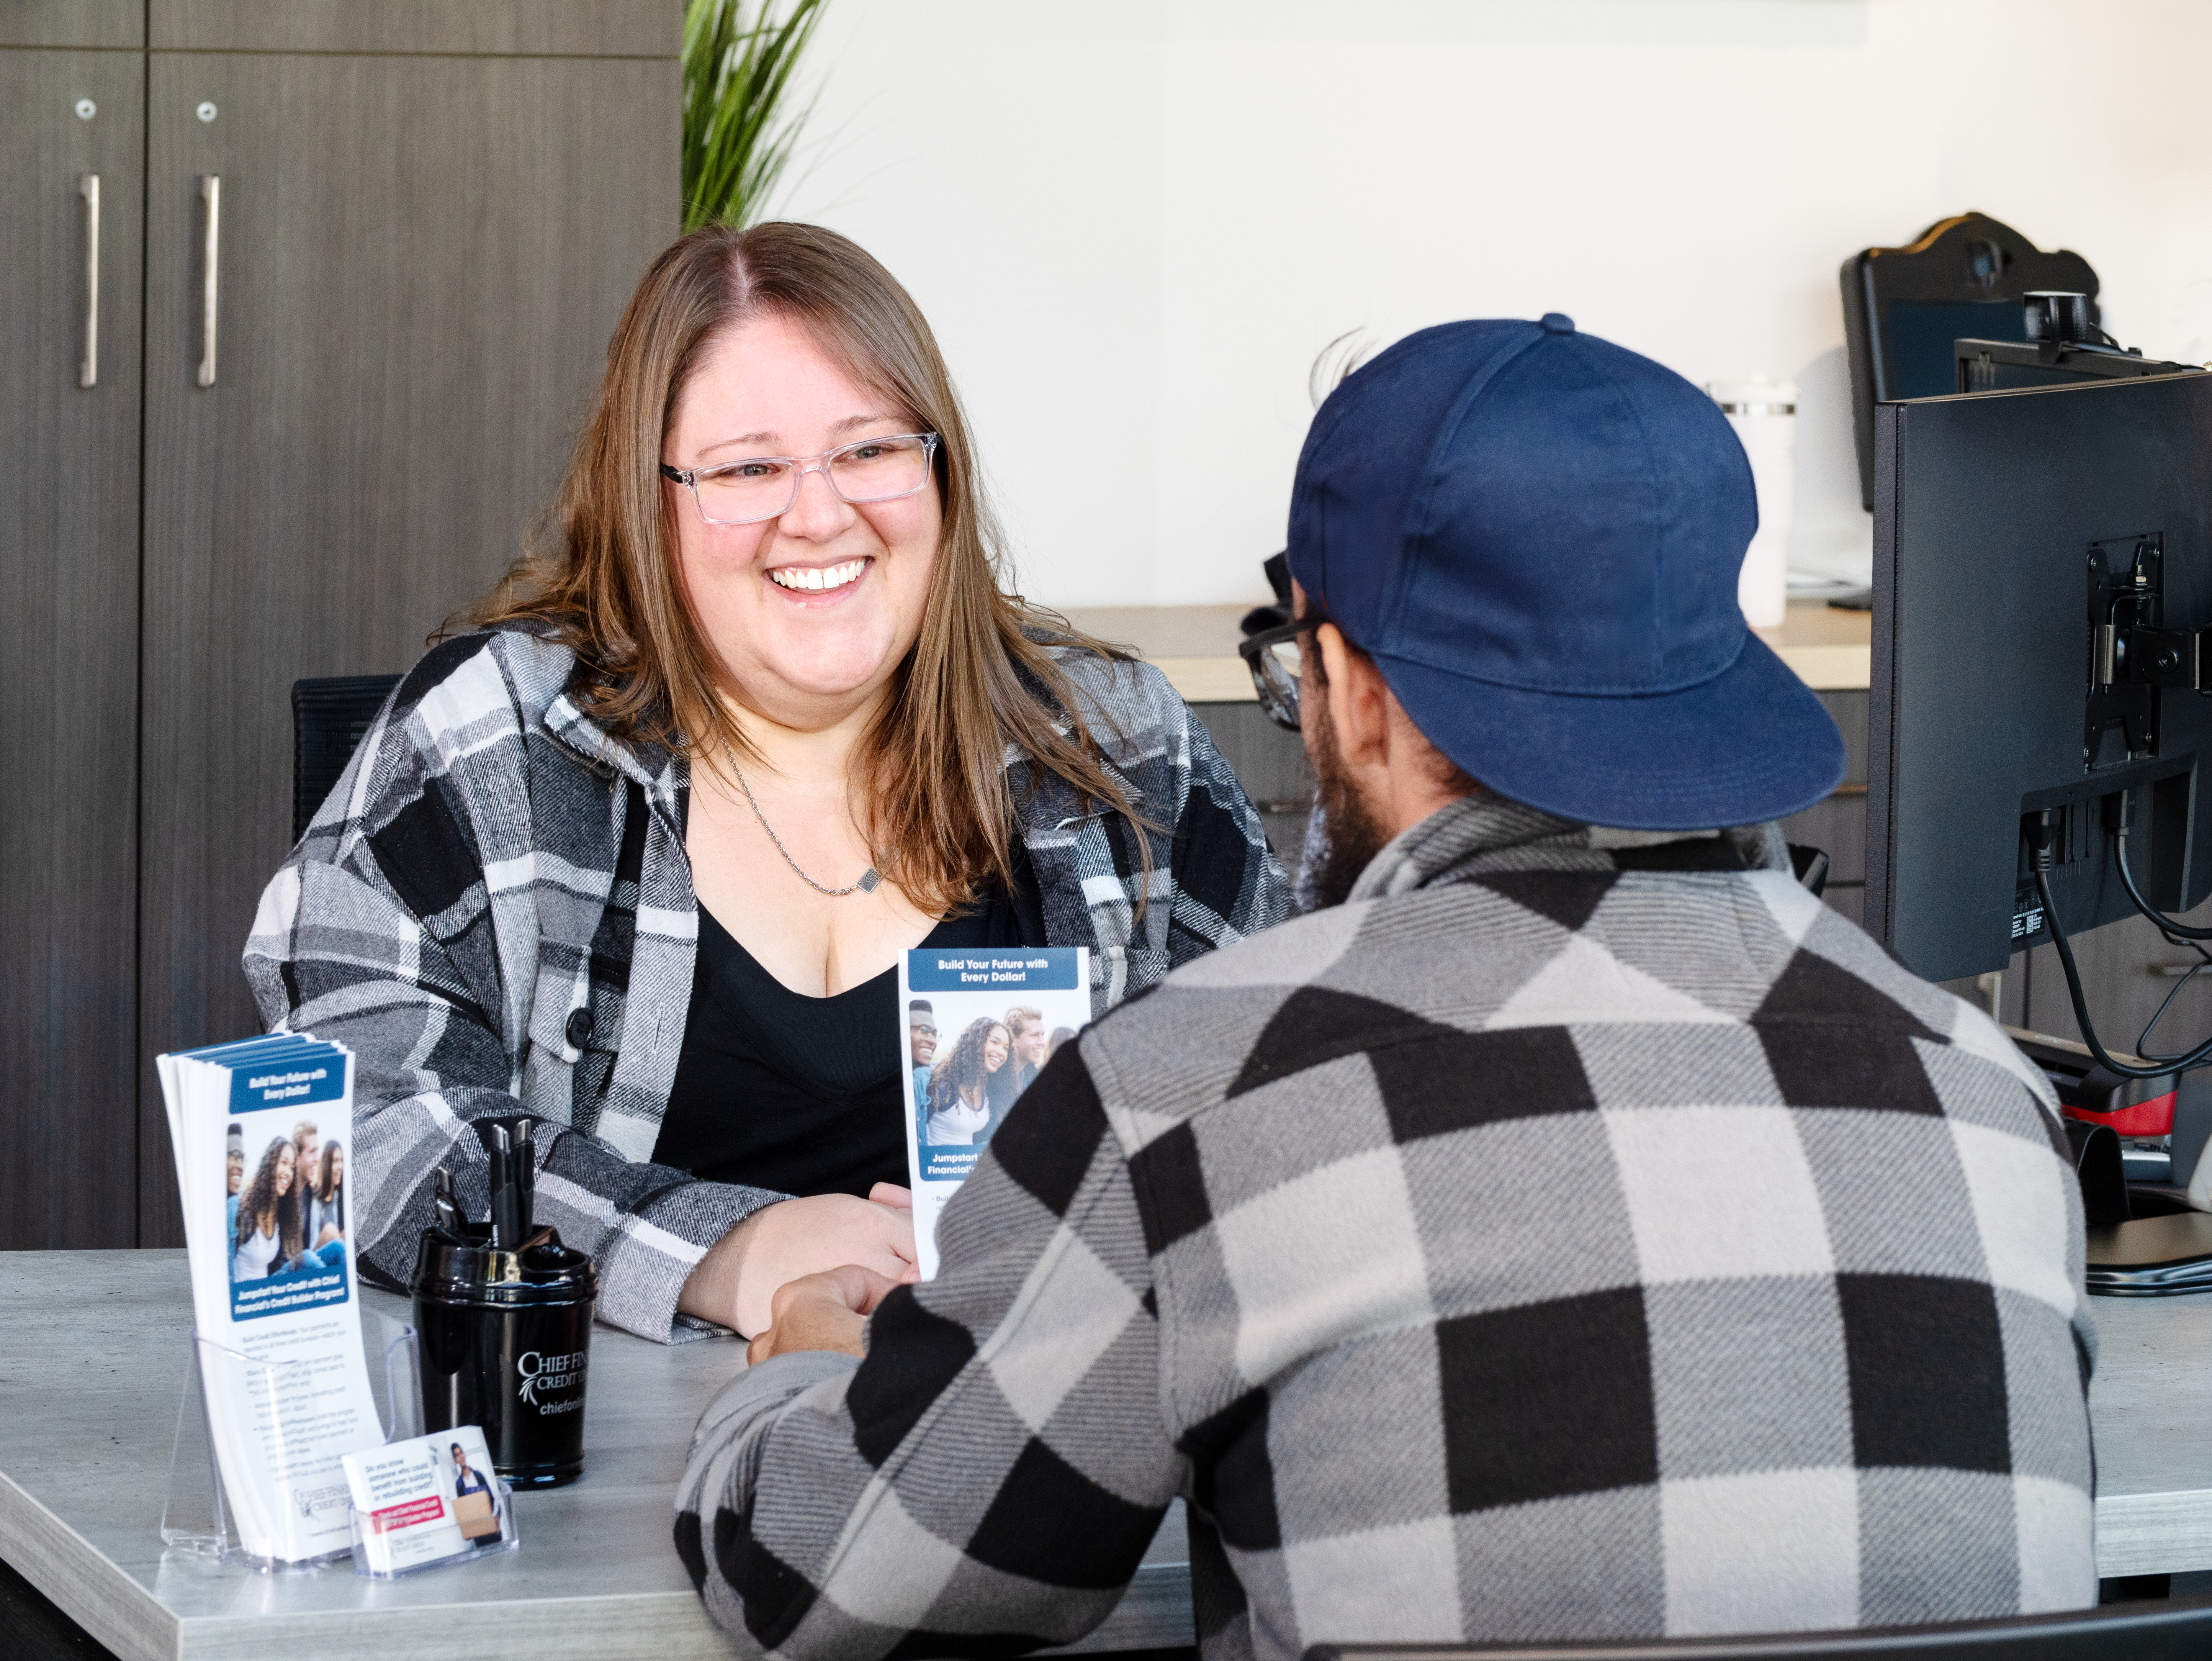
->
[725,758,880,897]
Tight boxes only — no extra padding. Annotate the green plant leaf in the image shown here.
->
[681,0,831,234]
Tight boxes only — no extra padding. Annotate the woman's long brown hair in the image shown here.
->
[463,222,1145,916]
[929,1017,1009,1115]
[236,1138,301,1260]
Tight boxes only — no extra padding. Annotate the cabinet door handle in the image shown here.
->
[197,175,220,388]
[79,174,99,388]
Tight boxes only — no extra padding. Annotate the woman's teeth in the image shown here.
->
[769,560,866,592]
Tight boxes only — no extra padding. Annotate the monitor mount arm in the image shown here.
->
[2094,621,2204,691]
[2084,534,2188,769]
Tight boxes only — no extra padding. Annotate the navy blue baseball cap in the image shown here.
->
[1286,314,1845,830]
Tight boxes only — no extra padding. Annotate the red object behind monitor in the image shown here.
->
[2062,1090,2176,1138]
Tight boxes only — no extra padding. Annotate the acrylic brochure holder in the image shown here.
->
[160,1303,510,1574]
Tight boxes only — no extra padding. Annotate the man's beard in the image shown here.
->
[1296,693,1391,911]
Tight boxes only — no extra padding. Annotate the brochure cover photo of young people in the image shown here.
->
[898,947,1088,1278]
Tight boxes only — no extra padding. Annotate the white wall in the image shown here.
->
[778,0,2212,609]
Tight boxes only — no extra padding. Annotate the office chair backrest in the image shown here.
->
[291,675,402,843]
[1307,1597,2212,1661]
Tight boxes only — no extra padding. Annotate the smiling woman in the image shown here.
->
[243,222,1293,1343]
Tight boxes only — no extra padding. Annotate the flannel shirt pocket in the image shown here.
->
[526,958,590,1066]
[1096,944,1172,1009]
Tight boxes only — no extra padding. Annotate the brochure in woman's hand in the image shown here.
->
[897,947,1090,1278]
[156,1032,383,1563]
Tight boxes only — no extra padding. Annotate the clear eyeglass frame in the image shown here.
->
[1237,618,1309,734]
[658,432,940,527]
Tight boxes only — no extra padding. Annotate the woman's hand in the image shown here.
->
[745,1264,900,1364]
[678,1191,918,1338]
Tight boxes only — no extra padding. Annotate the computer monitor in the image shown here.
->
[1955,336,2200,395]
[1840,213,2102,509]
[1865,371,2212,988]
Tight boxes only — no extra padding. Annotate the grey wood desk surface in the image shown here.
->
[2082,1290,2212,1576]
[7,1253,2211,1656]
[0,1252,1192,1661]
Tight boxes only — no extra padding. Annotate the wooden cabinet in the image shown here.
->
[1194,688,1883,929]
[0,1,677,1248]
[0,16,144,1249]
[2012,911,2212,1057]
[1779,691,1870,926]
[134,28,677,1247]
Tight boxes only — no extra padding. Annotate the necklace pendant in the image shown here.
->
[726,756,882,897]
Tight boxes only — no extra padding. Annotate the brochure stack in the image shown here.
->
[157,1033,384,1563]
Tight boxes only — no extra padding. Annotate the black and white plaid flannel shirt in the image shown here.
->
[243,627,1290,1340]
[677,795,2096,1656]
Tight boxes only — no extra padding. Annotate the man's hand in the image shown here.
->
[678,1190,918,1338]
[746,1265,900,1365]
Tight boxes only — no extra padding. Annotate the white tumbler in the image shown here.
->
[1706,377,1796,629]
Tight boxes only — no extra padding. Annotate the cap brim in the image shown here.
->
[1373,631,1847,830]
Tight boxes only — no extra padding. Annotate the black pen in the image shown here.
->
[487,1124,512,1249]
[433,1166,463,1237]
[513,1119,535,1237]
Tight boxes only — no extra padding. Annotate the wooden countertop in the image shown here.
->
[1752,601,1875,692]
[1060,601,1873,702]
[1058,604,1266,704]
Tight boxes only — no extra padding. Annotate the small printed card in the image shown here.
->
[343,1425,513,1576]
[898,946,1090,1278]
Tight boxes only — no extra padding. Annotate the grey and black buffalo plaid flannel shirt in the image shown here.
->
[243,627,1291,1340]
[677,794,2097,1658]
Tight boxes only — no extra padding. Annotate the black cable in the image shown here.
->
[2112,823,2212,939]
[2139,951,2212,1062]
[2030,818,2212,1079]
[2033,863,2212,1078]
[2117,820,2212,1059]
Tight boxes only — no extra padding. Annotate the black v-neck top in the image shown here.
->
[653,850,1045,1197]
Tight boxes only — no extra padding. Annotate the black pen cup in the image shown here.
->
[411,1224,597,1488]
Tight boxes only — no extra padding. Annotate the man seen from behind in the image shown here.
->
[675,315,2096,1658]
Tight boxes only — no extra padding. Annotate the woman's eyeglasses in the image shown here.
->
[659,432,939,527]
[1237,618,1309,734]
